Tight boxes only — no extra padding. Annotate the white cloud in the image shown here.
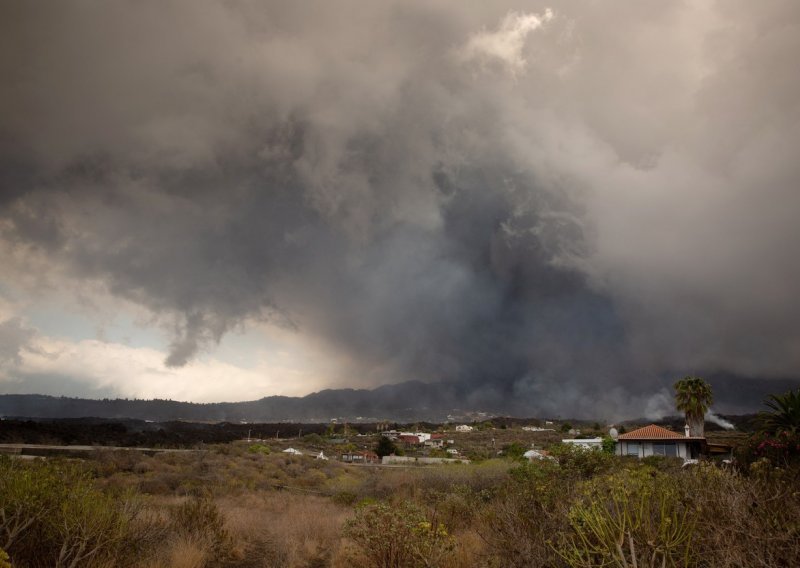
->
[460,9,554,75]
[0,316,330,401]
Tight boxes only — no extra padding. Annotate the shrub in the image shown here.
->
[601,436,616,454]
[171,497,232,561]
[739,429,800,468]
[502,442,528,461]
[683,464,800,567]
[343,501,454,568]
[248,443,272,455]
[0,456,143,567]
[559,467,696,568]
[549,443,614,479]
[481,460,570,567]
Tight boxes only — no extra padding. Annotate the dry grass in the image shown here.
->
[160,537,209,568]
[5,438,800,567]
[218,492,350,567]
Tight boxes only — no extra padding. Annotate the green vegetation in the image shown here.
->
[501,442,528,461]
[1,392,800,567]
[344,501,454,567]
[758,387,800,434]
[561,468,695,567]
[0,456,148,567]
[375,435,400,457]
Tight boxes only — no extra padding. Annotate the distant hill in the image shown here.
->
[0,382,474,422]
[1,374,797,422]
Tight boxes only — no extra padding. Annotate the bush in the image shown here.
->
[601,436,616,454]
[502,442,528,461]
[248,443,271,455]
[171,497,232,561]
[480,460,570,567]
[739,430,800,468]
[343,501,454,568]
[549,443,614,478]
[559,467,696,567]
[683,464,800,567]
[0,456,143,567]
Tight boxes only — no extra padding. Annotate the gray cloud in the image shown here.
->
[1,1,799,415]
[0,318,35,367]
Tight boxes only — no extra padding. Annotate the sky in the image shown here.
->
[1,1,799,418]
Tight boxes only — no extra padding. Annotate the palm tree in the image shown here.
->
[758,388,800,435]
[674,376,713,437]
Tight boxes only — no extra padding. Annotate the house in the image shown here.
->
[382,455,470,465]
[340,450,380,464]
[562,437,603,449]
[398,434,421,446]
[455,425,473,432]
[616,424,704,459]
[424,434,446,449]
[282,447,303,455]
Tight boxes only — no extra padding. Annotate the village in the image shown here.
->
[267,416,739,468]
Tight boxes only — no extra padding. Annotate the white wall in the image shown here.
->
[617,441,689,458]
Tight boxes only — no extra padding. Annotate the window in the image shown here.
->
[653,443,677,457]
[626,442,640,456]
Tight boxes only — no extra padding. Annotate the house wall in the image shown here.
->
[562,438,603,449]
[382,455,470,465]
[617,441,689,459]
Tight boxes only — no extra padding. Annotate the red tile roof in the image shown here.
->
[618,424,703,440]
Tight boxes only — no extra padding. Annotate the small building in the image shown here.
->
[455,425,473,432]
[282,447,303,455]
[340,450,380,464]
[562,437,603,449]
[424,434,445,449]
[616,424,703,459]
[398,435,421,446]
[382,455,470,465]
[381,430,400,440]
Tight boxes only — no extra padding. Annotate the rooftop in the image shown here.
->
[618,424,705,441]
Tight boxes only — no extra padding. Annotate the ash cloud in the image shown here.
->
[1,1,799,416]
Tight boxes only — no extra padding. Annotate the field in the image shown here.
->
[0,422,797,567]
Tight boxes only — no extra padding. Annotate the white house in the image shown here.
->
[282,447,303,455]
[562,437,603,449]
[455,425,473,432]
[424,434,446,449]
[616,424,704,460]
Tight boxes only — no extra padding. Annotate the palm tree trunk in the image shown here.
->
[688,415,704,437]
